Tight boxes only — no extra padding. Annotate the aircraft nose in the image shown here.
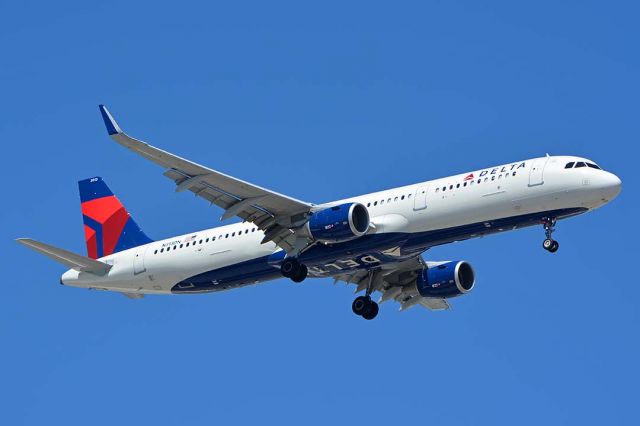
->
[597,171,622,201]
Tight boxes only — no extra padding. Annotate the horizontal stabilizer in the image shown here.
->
[16,238,112,275]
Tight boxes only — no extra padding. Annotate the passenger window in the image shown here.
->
[456,184,460,188]
[154,249,158,254]
[394,197,398,201]
[245,230,249,234]
[436,188,440,193]
[387,198,391,203]
[186,242,190,247]
[173,245,177,250]
[374,201,378,206]
[251,229,255,232]
[463,182,467,187]
[199,239,203,244]
[401,195,405,200]
[225,234,229,238]
[477,179,481,184]
[491,176,495,181]
[449,185,453,190]
[575,162,586,168]
[408,194,412,198]
[206,238,210,242]
[512,172,516,176]
[565,162,575,169]
[367,202,370,207]
[498,174,502,179]
[161,248,164,253]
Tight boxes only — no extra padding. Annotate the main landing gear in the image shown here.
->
[351,271,379,320]
[280,257,308,283]
[542,217,559,253]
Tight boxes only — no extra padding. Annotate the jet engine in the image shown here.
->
[307,202,370,243]
[416,261,475,298]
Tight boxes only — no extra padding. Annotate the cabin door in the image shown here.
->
[528,157,549,186]
[133,246,147,275]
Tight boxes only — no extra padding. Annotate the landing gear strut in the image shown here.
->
[351,271,379,320]
[280,257,308,283]
[542,217,559,253]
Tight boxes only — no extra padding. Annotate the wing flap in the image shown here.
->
[16,238,112,274]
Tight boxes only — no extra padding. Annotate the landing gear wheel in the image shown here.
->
[362,301,379,320]
[543,238,559,253]
[352,296,371,316]
[291,264,308,283]
[543,238,554,250]
[352,296,379,320]
[280,258,300,278]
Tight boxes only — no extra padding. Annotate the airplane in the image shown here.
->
[17,105,622,320]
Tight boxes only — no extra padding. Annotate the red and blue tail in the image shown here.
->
[79,177,153,259]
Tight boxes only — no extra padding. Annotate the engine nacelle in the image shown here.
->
[416,261,475,298]
[307,202,370,243]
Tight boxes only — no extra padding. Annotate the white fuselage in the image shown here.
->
[61,155,621,295]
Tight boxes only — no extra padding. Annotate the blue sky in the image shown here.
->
[2,1,639,424]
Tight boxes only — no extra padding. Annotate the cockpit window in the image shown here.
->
[575,162,586,168]
[587,162,601,170]
[565,162,575,169]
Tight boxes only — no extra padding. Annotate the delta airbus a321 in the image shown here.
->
[17,106,622,320]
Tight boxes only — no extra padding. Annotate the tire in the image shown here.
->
[362,301,379,320]
[281,258,299,278]
[543,238,554,250]
[352,296,370,316]
[291,264,308,283]
[548,241,559,253]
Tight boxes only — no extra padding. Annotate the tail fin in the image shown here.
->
[79,177,153,259]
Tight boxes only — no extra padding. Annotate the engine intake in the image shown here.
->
[307,202,370,243]
[416,261,475,298]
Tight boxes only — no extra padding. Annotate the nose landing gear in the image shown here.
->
[280,258,308,283]
[542,218,559,253]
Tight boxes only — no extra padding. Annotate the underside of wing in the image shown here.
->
[98,105,313,252]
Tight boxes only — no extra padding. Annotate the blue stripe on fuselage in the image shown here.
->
[171,207,587,293]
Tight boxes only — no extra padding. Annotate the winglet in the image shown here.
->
[98,104,122,135]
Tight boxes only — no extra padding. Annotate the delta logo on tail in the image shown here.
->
[79,177,152,259]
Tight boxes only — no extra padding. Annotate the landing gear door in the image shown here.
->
[413,186,428,211]
[528,157,549,187]
[133,246,147,275]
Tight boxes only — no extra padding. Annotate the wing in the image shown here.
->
[16,238,112,275]
[333,257,450,312]
[98,105,313,252]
